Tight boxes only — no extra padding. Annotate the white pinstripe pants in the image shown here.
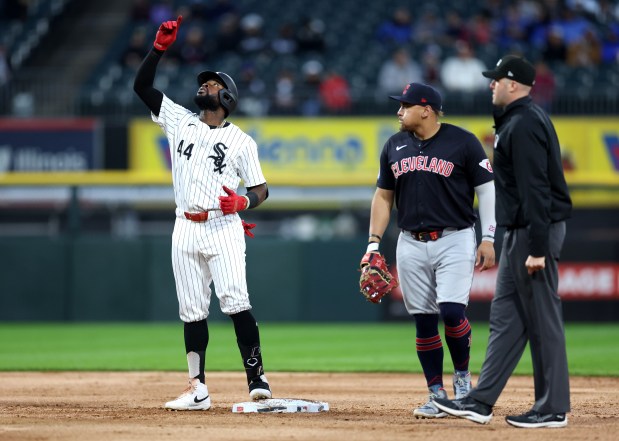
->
[171,214,251,322]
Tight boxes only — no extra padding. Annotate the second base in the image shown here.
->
[232,398,330,413]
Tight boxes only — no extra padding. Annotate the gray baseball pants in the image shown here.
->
[470,221,571,414]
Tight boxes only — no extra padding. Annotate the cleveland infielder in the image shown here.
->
[134,16,271,410]
[364,82,496,418]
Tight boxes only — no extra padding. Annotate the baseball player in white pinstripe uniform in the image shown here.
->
[134,16,271,411]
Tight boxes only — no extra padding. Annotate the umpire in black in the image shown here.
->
[433,55,572,428]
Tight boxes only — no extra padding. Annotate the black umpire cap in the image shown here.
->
[389,82,442,112]
[482,55,536,86]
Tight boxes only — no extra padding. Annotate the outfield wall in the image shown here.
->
[1,116,617,321]
[0,236,380,323]
[1,233,617,323]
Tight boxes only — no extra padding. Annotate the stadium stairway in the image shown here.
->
[17,1,132,116]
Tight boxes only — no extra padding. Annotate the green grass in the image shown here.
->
[0,322,617,376]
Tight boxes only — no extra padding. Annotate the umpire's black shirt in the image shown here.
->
[492,96,572,257]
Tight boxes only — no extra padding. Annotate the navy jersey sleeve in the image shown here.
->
[463,131,494,187]
[376,140,395,190]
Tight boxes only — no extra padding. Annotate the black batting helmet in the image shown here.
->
[196,70,238,117]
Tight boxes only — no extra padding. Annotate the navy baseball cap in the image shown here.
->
[389,82,442,111]
[482,55,536,86]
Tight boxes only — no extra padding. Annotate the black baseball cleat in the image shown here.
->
[505,410,567,428]
[432,396,493,424]
[249,374,272,400]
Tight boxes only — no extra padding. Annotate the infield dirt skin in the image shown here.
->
[0,372,617,441]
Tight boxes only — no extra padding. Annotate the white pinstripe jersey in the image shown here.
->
[153,94,266,217]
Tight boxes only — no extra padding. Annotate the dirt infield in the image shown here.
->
[0,372,617,440]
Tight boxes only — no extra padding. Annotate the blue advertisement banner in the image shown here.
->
[0,119,102,172]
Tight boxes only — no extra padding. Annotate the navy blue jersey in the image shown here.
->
[377,123,493,231]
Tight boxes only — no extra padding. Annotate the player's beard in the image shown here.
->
[193,94,220,112]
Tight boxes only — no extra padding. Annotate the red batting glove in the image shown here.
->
[154,15,182,51]
[242,220,256,238]
[219,186,249,215]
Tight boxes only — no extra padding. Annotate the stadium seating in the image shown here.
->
[4,0,619,116]
[2,0,71,70]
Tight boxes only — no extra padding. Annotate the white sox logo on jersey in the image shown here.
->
[391,155,454,178]
[208,142,228,174]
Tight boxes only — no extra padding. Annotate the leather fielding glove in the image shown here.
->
[359,252,399,304]
[219,185,249,215]
[242,220,256,238]
[154,15,182,51]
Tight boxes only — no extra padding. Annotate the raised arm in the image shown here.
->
[133,16,183,116]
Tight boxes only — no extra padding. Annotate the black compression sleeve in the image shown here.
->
[245,191,260,208]
[133,48,165,116]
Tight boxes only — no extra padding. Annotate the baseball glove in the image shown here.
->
[359,252,399,304]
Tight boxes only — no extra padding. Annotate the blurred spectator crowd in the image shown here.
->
[3,0,619,116]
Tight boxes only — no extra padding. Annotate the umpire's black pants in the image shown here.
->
[470,221,571,414]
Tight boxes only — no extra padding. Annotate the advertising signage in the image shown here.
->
[0,118,102,172]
